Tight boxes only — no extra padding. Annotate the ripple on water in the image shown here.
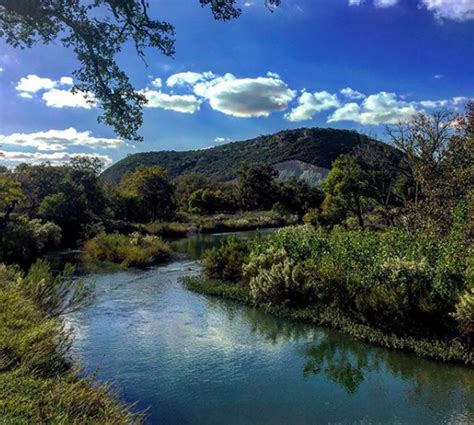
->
[67,258,474,425]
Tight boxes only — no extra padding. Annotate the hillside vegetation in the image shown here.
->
[102,128,396,183]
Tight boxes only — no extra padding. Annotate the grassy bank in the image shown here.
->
[185,224,474,366]
[84,232,171,267]
[184,275,473,366]
[105,210,299,238]
[0,261,138,423]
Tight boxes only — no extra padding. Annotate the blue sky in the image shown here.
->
[0,0,473,167]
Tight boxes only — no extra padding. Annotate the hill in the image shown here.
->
[102,128,394,185]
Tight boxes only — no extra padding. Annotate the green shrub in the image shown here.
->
[202,236,249,283]
[0,216,61,267]
[453,288,474,337]
[202,224,473,338]
[84,232,171,267]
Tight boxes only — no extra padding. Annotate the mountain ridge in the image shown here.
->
[102,127,395,184]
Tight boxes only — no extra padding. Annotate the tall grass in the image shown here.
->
[0,262,139,423]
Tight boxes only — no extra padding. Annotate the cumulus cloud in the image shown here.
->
[16,74,57,93]
[340,87,366,100]
[285,91,340,121]
[42,89,95,109]
[166,71,216,87]
[193,73,296,118]
[328,92,418,125]
[420,0,474,21]
[141,90,201,113]
[0,128,123,152]
[15,74,95,109]
[0,151,112,166]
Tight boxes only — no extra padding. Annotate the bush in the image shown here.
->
[453,288,474,337]
[202,224,473,338]
[0,216,61,267]
[202,236,249,283]
[84,232,171,267]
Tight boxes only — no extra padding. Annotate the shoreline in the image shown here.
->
[183,276,474,367]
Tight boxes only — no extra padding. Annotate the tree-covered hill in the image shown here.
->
[102,128,395,183]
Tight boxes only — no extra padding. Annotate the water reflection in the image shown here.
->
[216,298,474,411]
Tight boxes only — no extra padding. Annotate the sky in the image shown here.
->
[0,0,473,167]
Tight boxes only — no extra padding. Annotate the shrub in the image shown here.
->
[0,216,61,267]
[202,224,472,338]
[452,288,474,337]
[84,232,171,267]
[202,236,249,283]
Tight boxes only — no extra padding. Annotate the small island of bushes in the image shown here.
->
[84,232,171,268]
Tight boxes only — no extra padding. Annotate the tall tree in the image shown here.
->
[323,155,370,229]
[120,165,176,222]
[236,163,277,210]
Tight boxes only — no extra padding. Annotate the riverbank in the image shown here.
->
[0,262,139,424]
[183,276,474,366]
[105,210,299,238]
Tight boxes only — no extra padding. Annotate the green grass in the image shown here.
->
[183,275,474,366]
[84,232,171,267]
[0,263,139,424]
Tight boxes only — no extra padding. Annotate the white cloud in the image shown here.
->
[214,137,232,143]
[42,89,95,109]
[151,77,162,88]
[285,91,340,121]
[194,73,296,118]
[349,0,474,20]
[267,72,281,79]
[166,71,216,87]
[0,151,112,166]
[419,99,448,108]
[0,128,123,152]
[0,67,4,72]
[141,90,201,113]
[420,0,474,21]
[374,0,398,7]
[434,74,444,79]
[340,87,366,100]
[328,92,418,125]
[60,76,74,85]
[16,74,57,93]
[19,92,33,99]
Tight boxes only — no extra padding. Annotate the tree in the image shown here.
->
[188,188,233,214]
[0,175,24,226]
[174,173,213,210]
[14,163,65,213]
[386,106,474,236]
[0,0,280,140]
[37,156,108,243]
[236,163,277,210]
[323,155,370,229]
[120,165,176,222]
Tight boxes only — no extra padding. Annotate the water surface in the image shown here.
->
[67,232,474,424]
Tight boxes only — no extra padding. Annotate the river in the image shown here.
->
[65,231,474,424]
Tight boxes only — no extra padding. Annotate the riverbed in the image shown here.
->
[66,231,474,424]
